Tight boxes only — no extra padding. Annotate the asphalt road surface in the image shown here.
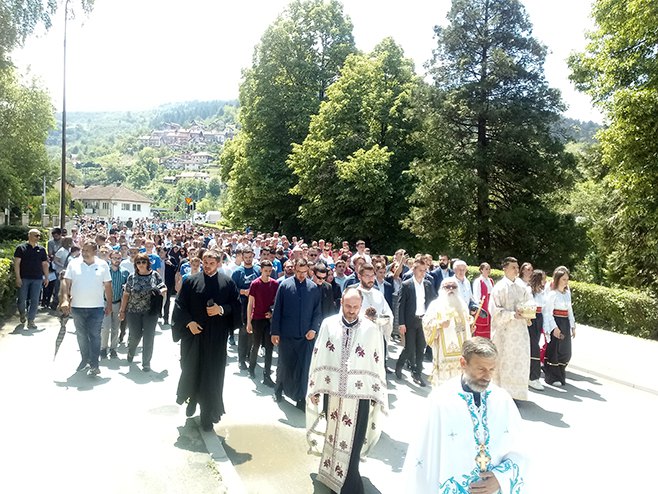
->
[0,308,654,494]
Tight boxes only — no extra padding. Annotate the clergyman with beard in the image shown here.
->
[402,337,527,494]
[422,278,473,386]
[173,249,241,431]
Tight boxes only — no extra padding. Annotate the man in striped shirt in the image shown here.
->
[101,250,129,359]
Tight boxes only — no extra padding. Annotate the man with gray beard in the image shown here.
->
[403,338,526,494]
[422,278,472,386]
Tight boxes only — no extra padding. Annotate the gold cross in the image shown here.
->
[475,444,491,472]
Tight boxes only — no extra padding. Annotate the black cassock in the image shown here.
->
[172,271,241,426]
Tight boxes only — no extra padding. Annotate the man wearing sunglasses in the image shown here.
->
[14,229,49,329]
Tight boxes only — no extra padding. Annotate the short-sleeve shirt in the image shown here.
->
[125,271,165,314]
[64,257,112,308]
[249,277,279,320]
[14,243,48,279]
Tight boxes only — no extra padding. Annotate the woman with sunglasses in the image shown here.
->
[119,253,167,371]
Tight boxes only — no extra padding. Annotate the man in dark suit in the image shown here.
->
[396,258,437,386]
[430,253,454,294]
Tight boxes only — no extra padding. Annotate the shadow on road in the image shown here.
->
[310,473,382,493]
[119,365,169,384]
[567,371,603,387]
[54,372,111,391]
[220,439,253,466]
[368,431,408,472]
[10,325,45,336]
[174,418,208,453]
[516,400,570,428]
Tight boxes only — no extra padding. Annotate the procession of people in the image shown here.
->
[12,216,579,493]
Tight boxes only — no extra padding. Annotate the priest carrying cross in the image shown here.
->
[402,337,526,494]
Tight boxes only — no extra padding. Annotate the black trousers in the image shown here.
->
[238,298,252,364]
[396,318,425,375]
[545,316,572,385]
[338,399,369,494]
[528,313,543,381]
[249,318,273,375]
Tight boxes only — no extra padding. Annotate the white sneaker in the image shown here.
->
[528,379,544,391]
[553,381,563,387]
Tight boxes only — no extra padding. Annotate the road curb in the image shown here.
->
[569,364,658,397]
[198,419,247,494]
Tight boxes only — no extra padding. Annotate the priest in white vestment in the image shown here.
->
[306,287,388,494]
[423,278,472,385]
[356,263,393,342]
[491,257,535,401]
[403,337,526,494]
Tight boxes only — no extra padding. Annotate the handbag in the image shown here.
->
[149,272,164,316]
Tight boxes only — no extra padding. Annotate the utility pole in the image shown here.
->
[59,0,70,229]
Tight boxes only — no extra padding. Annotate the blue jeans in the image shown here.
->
[71,307,105,369]
[17,278,43,321]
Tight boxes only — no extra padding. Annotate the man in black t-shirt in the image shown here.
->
[14,229,49,328]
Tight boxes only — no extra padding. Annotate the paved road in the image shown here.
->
[0,308,655,494]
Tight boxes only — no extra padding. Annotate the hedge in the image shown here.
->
[465,265,658,339]
[0,257,15,317]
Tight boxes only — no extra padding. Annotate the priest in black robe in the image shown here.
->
[172,250,241,431]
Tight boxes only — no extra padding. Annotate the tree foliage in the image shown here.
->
[289,38,421,250]
[406,0,584,268]
[222,0,355,231]
[568,0,658,291]
[0,65,55,208]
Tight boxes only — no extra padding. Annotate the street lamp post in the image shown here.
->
[59,0,70,229]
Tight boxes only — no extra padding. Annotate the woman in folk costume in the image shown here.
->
[471,262,494,338]
[306,288,388,494]
[543,266,576,387]
[423,279,473,386]
[528,270,547,391]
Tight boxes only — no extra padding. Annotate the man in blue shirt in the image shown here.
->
[231,246,260,370]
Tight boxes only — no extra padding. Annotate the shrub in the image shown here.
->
[569,281,658,339]
[0,257,15,317]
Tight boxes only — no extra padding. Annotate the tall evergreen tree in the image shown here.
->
[221,0,355,231]
[406,0,582,267]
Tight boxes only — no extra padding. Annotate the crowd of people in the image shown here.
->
[12,216,577,493]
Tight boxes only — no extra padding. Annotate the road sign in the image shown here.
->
[185,197,193,205]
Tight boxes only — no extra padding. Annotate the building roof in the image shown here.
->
[71,185,152,203]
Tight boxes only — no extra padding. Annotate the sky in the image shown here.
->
[11,0,601,121]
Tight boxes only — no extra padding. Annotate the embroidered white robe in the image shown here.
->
[491,277,535,400]
[306,314,388,492]
[403,377,526,494]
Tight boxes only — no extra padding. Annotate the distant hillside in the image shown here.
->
[560,117,602,145]
[47,100,239,150]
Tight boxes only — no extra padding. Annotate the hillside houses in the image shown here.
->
[138,122,236,149]
[160,152,215,170]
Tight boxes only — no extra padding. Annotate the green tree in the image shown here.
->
[406,0,583,267]
[137,147,159,180]
[568,0,658,291]
[127,164,149,190]
[222,0,355,231]
[207,177,222,197]
[289,38,421,250]
[0,66,55,209]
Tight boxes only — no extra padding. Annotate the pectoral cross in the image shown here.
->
[475,444,491,472]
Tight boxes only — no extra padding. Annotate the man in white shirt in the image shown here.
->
[396,259,436,386]
[350,239,372,265]
[447,260,477,312]
[60,241,112,376]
